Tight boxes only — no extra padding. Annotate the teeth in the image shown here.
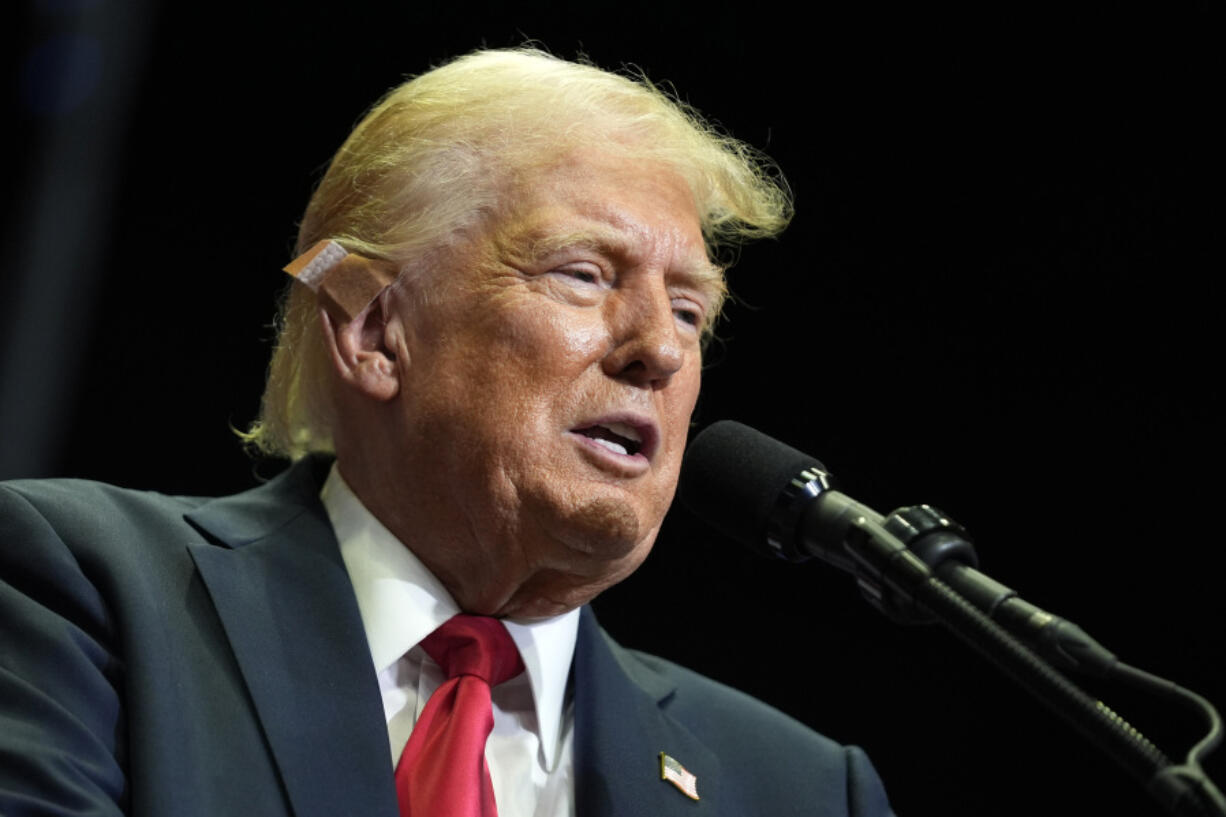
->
[592,437,629,456]
[603,422,642,442]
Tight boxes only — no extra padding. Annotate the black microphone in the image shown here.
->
[679,420,1119,676]
[678,419,916,583]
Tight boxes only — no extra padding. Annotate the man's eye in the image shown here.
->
[557,266,601,285]
[674,304,704,328]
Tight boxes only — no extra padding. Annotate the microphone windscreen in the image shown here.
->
[679,421,827,549]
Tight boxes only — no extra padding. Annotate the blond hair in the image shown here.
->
[244,48,792,459]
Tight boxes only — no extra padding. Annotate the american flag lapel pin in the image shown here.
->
[659,751,700,801]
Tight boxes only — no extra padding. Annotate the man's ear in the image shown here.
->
[319,288,400,402]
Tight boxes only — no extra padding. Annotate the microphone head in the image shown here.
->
[679,420,831,559]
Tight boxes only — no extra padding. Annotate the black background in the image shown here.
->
[8,2,1221,815]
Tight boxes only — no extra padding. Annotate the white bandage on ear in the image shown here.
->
[285,240,349,291]
[283,240,399,322]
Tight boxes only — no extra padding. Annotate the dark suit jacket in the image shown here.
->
[0,457,894,817]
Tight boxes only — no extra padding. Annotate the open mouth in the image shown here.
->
[573,421,645,457]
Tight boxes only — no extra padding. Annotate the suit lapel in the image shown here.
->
[185,458,399,817]
[573,607,723,817]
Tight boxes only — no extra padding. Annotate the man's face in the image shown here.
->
[376,150,719,617]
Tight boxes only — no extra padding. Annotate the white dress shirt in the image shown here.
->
[321,466,579,817]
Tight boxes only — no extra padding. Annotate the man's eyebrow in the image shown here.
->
[518,225,634,262]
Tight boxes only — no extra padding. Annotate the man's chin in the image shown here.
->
[546,494,650,558]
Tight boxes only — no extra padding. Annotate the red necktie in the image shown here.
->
[394,615,525,817]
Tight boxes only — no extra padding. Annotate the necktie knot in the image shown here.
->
[419,614,524,687]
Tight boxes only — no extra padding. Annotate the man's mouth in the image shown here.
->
[573,422,645,457]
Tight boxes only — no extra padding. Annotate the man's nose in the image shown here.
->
[601,282,686,388]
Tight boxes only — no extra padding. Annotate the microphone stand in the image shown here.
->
[830,503,1226,817]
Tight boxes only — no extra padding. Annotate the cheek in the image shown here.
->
[677,364,703,413]
[512,305,607,361]
[442,306,609,457]
[662,364,703,433]
[649,365,702,485]
[480,305,610,399]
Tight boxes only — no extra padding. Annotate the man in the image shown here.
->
[0,49,894,816]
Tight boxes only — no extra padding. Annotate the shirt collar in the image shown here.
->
[320,464,578,768]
